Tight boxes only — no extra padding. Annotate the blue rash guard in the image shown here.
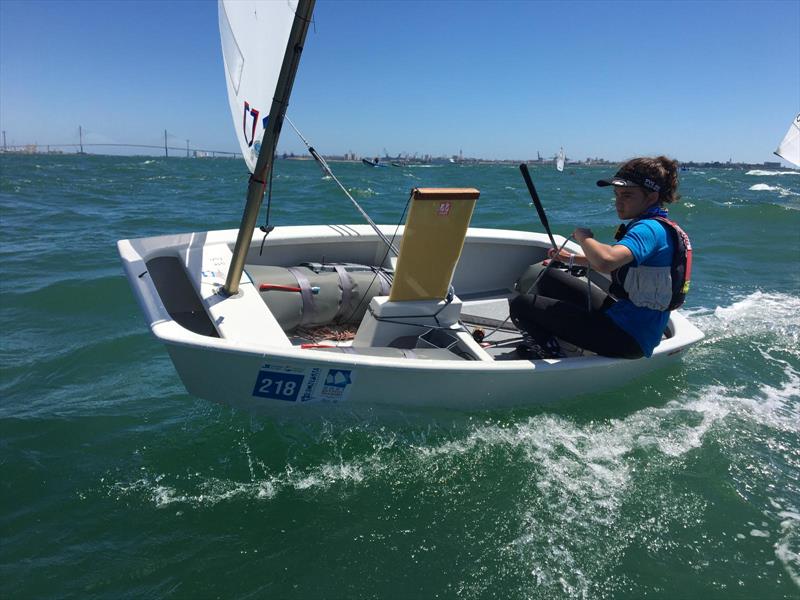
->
[605,208,675,357]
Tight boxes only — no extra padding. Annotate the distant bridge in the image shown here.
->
[1,142,239,158]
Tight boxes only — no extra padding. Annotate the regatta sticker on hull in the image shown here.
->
[251,364,356,403]
[320,369,353,401]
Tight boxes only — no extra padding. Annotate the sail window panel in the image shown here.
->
[219,2,244,93]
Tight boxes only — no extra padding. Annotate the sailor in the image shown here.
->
[509,156,691,359]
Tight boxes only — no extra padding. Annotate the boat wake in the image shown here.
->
[99,358,798,594]
[685,290,800,354]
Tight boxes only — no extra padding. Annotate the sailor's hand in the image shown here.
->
[573,227,594,243]
[547,248,578,262]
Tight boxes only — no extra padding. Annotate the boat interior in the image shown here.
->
[142,226,652,363]
[134,189,676,364]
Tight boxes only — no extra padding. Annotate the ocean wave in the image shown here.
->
[775,508,800,587]
[686,293,800,582]
[96,348,800,596]
[347,186,378,197]
[105,388,733,504]
[746,170,800,176]
[106,453,374,509]
[100,382,741,597]
[749,183,800,197]
[685,291,800,351]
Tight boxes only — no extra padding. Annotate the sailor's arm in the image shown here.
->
[572,228,633,273]
[547,247,590,267]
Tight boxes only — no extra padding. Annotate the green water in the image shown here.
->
[1,154,798,598]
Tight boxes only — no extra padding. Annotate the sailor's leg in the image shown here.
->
[508,294,642,359]
[519,264,609,310]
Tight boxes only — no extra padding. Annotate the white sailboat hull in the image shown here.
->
[118,225,704,412]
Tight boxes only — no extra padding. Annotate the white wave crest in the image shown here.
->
[749,183,800,197]
[107,458,369,508]
[775,509,800,587]
[687,291,800,348]
[746,170,800,176]
[424,396,730,595]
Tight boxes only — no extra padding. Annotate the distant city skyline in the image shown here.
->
[1,1,798,165]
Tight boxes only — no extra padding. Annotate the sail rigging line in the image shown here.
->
[284,116,400,256]
[258,154,277,256]
[339,194,413,325]
[481,235,574,341]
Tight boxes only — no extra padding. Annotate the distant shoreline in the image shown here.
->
[0,150,794,171]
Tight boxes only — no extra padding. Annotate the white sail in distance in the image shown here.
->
[218,0,299,173]
[774,113,800,168]
[556,147,565,172]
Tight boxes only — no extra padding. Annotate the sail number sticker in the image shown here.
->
[252,363,356,403]
[252,365,304,402]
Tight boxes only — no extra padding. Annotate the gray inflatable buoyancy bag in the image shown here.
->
[246,263,392,331]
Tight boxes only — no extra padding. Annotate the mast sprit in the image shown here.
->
[223,0,316,296]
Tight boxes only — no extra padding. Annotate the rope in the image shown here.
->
[258,159,276,255]
[339,193,410,324]
[482,236,574,341]
[284,116,399,256]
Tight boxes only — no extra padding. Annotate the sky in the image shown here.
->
[1,0,798,163]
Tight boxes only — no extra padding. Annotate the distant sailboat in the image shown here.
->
[774,113,800,167]
[556,147,565,172]
[362,157,387,167]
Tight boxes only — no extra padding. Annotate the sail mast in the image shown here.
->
[224,0,315,296]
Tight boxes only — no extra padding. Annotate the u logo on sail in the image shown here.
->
[242,101,260,147]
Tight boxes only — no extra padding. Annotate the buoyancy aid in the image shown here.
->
[611,214,692,311]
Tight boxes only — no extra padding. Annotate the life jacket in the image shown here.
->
[610,216,692,311]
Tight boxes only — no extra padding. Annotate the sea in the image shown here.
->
[1,154,798,599]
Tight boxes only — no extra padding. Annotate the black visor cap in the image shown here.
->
[596,170,662,193]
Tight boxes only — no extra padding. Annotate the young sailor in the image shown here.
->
[509,156,691,359]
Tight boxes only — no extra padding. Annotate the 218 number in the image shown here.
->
[252,371,304,401]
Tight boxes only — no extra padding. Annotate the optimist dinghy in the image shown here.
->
[117,0,704,412]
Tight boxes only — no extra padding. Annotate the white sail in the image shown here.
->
[775,113,800,168]
[556,147,565,172]
[218,0,299,173]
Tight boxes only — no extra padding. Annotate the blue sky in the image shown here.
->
[1,0,798,163]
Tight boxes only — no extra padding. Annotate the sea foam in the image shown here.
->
[749,183,799,197]
[746,170,800,176]
[686,291,800,349]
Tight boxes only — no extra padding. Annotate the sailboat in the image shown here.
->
[117,0,704,412]
[556,147,565,172]
[362,157,388,167]
[774,113,800,167]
